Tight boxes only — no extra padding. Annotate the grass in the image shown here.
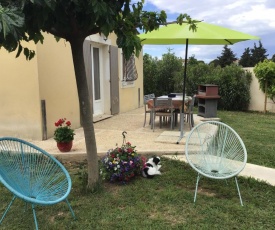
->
[1,158,275,230]
[1,110,275,229]
[217,110,275,168]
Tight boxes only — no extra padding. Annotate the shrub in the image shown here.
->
[216,65,252,110]
[143,51,252,110]
[184,64,252,110]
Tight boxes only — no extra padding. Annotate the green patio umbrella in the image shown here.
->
[139,21,260,45]
[138,21,260,142]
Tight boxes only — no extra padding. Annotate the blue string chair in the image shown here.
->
[0,137,75,229]
[185,121,247,206]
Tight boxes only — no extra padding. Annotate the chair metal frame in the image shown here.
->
[185,95,196,130]
[143,93,155,127]
[185,121,247,206]
[0,137,76,229]
[152,97,175,131]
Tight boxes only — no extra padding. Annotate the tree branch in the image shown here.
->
[46,27,68,39]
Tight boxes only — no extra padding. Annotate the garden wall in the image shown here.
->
[245,67,275,113]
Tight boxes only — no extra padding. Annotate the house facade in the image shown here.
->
[0,33,143,140]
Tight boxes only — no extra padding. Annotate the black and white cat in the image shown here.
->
[142,156,162,178]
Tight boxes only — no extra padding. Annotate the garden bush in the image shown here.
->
[182,64,252,110]
[143,51,252,111]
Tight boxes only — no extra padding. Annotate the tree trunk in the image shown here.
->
[264,80,267,114]
[69,37,99,188]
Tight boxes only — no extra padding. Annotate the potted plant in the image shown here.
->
[54,118,75,152]
[100,141,145,184]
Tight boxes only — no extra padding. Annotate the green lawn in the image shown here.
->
[1,159,275,229]
[1,110,275,229]
[217,110,275,168]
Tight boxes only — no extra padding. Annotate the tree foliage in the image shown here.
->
[185,63,252,110]
[0,0,196,189]
[0,1,36,59]
[216,45,237,68]
[215,65,252,110]
[143,50,184,96]
[208,58,219,67]
[157,49,183,95]
[0,0,196,60]
[143,50,252,111]
[238,41,268,68]
[239,47,253,67]
[251,41,268,66]
[254,60,275,107]
[143,53,158,95]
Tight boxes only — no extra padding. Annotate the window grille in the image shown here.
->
[123,55,138,82]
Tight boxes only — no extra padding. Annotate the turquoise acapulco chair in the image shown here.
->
[0,137,76,229]
[185,121,247,206]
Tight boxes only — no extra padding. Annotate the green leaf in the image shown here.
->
[0,4,24,39]
[23,47,29,58]
[15,43,22,58]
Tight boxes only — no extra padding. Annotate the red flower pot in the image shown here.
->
[57,141,73,152]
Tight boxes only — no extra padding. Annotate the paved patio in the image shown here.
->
[29,107,275,186]
[31,107,203,159]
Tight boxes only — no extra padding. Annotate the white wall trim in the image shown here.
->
[85,34,112,45]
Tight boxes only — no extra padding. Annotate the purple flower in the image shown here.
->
[101,142,143,183]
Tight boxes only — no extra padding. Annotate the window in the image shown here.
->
[122,54,138,82]
[93,47,101,100]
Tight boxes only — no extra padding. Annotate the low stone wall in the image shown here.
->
[245,67,275,113]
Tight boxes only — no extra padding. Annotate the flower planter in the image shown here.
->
[101,141,143,183]
[57,141,73,152]
[54,118,75,152]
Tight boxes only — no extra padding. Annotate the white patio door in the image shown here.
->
[91,46,103,115]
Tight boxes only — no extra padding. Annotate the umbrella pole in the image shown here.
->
[177,39,189,144]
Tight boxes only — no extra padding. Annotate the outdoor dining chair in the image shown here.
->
[185,121,247,206]
[185,95,196,130]
[152,97,175,131]
[143,93,155,127]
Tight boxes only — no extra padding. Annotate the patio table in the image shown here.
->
[147,95,192,110]
[147,95,192,139]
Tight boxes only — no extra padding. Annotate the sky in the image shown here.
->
[141,0,275,63]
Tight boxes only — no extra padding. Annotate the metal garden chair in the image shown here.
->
[185,121,247,206]
[152,97,175,131]
[143,93,155,127]
[185,95,196,130]
[0,137,75,229]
